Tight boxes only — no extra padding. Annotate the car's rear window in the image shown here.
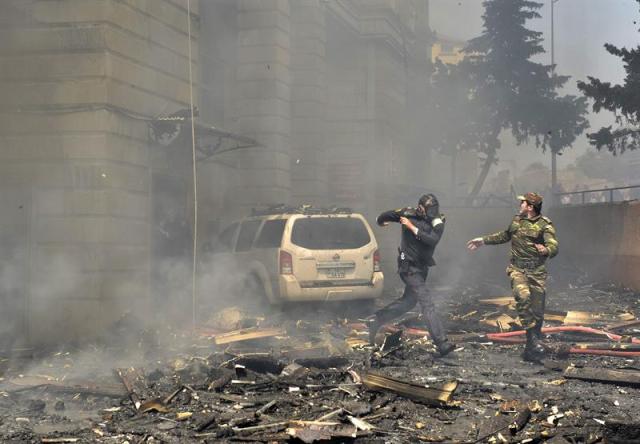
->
[290,217,371,250]
[254,219,286,249]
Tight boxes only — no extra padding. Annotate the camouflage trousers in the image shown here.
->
[506,265,547,329]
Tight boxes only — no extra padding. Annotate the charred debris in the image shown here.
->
[0,282,639,443]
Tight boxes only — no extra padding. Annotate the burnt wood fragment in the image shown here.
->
[564,366,640,386]
[361,371,457,406]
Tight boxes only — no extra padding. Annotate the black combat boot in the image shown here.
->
[435,339,456,357]
[522,328,546,362]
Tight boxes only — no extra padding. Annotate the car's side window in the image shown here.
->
[235,220,262,252]
[214,223,239,253]
[254,219,286,249]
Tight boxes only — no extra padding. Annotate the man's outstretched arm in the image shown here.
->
[376,209,401,226]
[467,221,514,250]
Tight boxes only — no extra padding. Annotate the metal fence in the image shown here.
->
[554,184,640,205]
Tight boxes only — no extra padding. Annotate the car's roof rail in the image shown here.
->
[251,204,353,216]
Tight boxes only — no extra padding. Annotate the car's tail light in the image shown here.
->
[373,249,381,272]
[280,250,293,275]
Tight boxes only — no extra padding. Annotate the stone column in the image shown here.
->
[289,0,328,206]
[234,0,292,210]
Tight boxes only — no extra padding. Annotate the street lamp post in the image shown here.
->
[550,0,560,205]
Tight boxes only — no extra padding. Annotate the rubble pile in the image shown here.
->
[0,283,639,443]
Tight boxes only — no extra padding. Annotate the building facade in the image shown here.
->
[0,0,436,345]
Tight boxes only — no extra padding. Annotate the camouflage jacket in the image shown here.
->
[482,214,558,268]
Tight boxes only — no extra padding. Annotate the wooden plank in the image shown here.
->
[212,327,285,345]
[481,314,519,330]
[361,371,457,407]
[479,297,514,307]
[116,368,146,410]
[572,343,640,351]
[564,366,640,386]
[607,319,640,332]
[286,422,358,443]
[6,376,125,398]
[563,311,607,325]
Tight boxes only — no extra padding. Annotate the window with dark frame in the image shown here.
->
[235,220,262,252]
[254,219,286,249]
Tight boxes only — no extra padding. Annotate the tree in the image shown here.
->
[428,60,478,198]
[457,0,588,203]
[577,0,640,154]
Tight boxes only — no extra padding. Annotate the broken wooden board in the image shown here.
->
[116,368,147,410]
[41,439,81,443]
[572,342,640,351]
[5,375,125,398]
[345,337,369,348]
[361,371,457,407]
[607,318,640,332]
[479,297,515,307]
[212,327,285,345]
[286,421,358,443]
[544,310,568,323]
[563,311,608,325]
[481,313,519,331]
[564,366,640,387]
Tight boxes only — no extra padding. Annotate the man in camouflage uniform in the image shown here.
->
[467,192,558,362]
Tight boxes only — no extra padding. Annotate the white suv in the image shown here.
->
[208,206,384,305]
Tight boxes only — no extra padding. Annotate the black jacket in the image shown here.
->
[376,209,445,269]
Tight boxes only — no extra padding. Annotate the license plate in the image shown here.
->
[326,268,346,279]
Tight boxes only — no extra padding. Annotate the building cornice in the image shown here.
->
[325,0,428,54]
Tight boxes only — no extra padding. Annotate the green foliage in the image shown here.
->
[577,1,640,154]
[430,0,588,201]
[462,0,588,154]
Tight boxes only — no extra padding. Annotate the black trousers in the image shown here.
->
[374,265,447,345]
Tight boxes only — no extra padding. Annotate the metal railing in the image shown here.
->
[554,184,640,205]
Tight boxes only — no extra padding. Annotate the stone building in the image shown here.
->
[0,0,436,346]
[198,0,435,224]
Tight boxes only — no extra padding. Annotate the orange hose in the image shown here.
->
[393,325,640,357]
[485,326,640,356]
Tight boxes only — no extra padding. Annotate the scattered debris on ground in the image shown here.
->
[0,281,639,442]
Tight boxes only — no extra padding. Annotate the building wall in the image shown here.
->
[290,0,328,206]
[1,0,436,345]
[0,0,199,345]
[550,201,640,291]
[196,0,432,222]
[230,0,292,213]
